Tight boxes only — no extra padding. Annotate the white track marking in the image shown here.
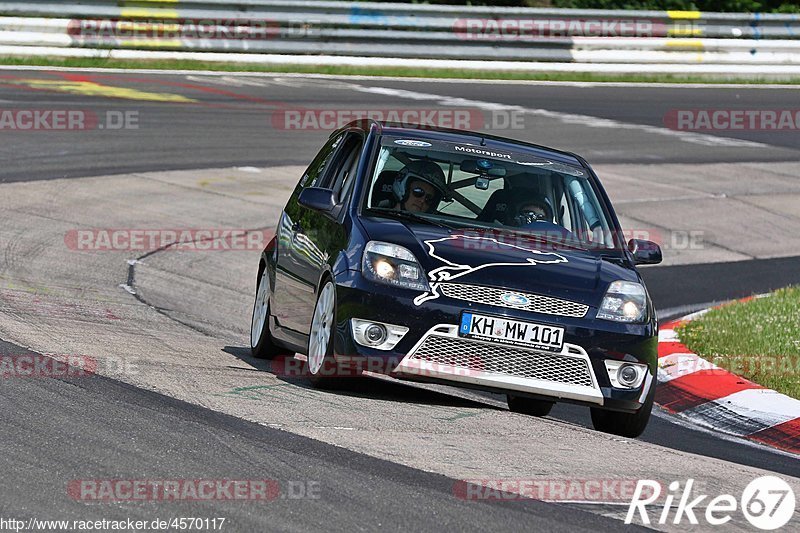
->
[708,389,800,427]
[348,84,767,148]
[658,328,678,342]
[2,64,800,89]
[658,353,720,383]
[651,408,800,459]
[118,283,136,295]
[681,308,712,321]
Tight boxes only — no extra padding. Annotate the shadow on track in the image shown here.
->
[221,345,496,410]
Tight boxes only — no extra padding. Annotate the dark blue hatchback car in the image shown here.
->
[250,120,662,438]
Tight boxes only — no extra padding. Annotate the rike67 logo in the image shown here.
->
[626,476,796,530]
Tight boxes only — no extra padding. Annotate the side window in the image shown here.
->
[336,147,360,203]
[300,133,345,189]
[322,133,364,203]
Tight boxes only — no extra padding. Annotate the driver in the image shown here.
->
[512,195,554,227]
[390,160,449,214]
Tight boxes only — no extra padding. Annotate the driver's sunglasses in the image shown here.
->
[411,187,436,203]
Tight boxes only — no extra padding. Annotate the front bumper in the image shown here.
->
[395,324,605,405]
[334,270,657,413]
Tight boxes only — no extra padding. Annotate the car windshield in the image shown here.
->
[364,137,619,250]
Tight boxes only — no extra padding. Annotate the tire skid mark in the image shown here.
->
[122,225,273,338]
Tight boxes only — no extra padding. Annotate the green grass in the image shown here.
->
[2,55,800,84]
[677,286,800,399]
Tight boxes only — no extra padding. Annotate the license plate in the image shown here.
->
[459,312,564,352]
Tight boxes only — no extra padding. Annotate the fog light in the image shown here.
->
[604,360,647,389]
[365,324,387,345]
[618,364,639,387]
[352,319,409,351]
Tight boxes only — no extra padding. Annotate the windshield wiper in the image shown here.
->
[366,208,454,230]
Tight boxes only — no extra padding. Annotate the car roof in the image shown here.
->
[337,119,586,169]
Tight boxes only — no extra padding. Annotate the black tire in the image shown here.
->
[590,381,655,438]
[507,394,555,417]
[250,265,285,360]
[306,279,341,389]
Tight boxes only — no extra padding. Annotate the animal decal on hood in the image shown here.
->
[413,235,568,306]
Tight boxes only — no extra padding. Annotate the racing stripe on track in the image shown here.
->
[657,297,800,454]
[656,371,762,413]
[749,418,800,450]
[657,341,691,357]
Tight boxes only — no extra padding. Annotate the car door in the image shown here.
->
[272,132,344,332]
[274,131,364,334]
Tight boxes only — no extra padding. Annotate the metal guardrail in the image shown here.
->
[0,1,799,68]
[2,1,800,36]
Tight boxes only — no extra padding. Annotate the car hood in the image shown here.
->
[360,217,639,308]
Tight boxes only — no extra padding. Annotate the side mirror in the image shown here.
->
[298,187,336,213]
[628,239,662,265]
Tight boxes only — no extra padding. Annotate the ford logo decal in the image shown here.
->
[394,139,432,147]
[500,293,529,306]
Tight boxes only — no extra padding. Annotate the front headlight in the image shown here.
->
[362,241,429,291]
[597,280,647,323]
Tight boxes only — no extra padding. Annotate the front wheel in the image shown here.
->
[590,381,655,438]
[306,280,339,388]
[507,394,554,417]
[250,266,284,360]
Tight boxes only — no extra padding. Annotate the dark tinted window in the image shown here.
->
[300,133,345,189]
[325,134,363,203]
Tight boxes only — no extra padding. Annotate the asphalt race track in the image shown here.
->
[1,68,799,531]
[2,71,800,183]
[1,339,634,532]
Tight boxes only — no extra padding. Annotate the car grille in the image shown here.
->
[437,283,589,318]
[408,335,595,388]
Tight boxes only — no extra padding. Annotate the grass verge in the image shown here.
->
[2,55,800,84]
[677,286,800,399]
